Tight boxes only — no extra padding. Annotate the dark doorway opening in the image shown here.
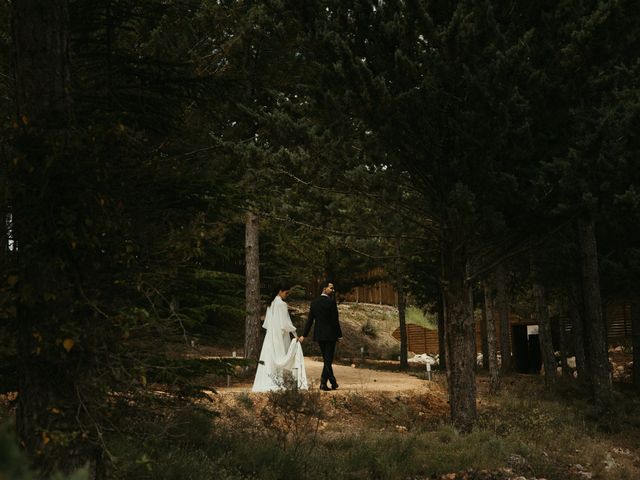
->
[512,324,542,374]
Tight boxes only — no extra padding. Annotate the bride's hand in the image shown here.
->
[298,336,305,343]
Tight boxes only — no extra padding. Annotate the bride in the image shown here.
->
[252,284,308,392]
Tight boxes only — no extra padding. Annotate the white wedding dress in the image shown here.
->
[252,295,308,392]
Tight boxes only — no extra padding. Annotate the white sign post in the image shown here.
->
[227,350,237,388]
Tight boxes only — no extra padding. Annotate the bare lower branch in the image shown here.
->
[262,212,431,240]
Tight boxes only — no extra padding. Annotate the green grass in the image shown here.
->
[405,305,437,329]
[105,416,530,480]
[0,424,89,480]
[81,376,640,480]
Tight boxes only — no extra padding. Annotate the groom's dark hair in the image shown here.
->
[320,280,334,290]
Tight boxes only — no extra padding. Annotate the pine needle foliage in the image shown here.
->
[1,0,245,474]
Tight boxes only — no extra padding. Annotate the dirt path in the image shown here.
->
[219,357,439,393]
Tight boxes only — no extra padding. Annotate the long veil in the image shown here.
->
[252,297,308,392]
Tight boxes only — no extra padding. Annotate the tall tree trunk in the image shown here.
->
[576,216,612,404]
[483,282,500,394]
[12,0,75,474]
[531,253,558,387]
[557,293,570,378]
[13,1,71,125]
[437,287,446,370]
[496,263,512,373]
[480,294,489,370]
[394,239,408,370]
[569,283,588,381]
[632,301,640,388]
[558,312,571,378]
[244,211,261,360]
[442,240,476,432]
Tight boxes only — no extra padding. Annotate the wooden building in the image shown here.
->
[391,313,525,356]
[605,299,634,345]
[341,268,398,305]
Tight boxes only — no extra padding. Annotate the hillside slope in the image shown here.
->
[193,301,406,361]
[289,301,401,361]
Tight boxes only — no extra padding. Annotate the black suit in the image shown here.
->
[303,294,342,388]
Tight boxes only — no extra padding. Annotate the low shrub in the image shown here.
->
[0,423,88,480]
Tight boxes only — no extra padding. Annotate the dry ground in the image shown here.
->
[220,357,436,393]
[207,367,640,480]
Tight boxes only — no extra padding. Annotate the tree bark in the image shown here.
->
[496,263,512,373]
[558,312,571,378]
[632,301,640,388]
[557,292,570,378]
[483,282,500,394]
[11,0,75,475]
[244,211,261,360]
[442,240,476,432]
[531,253,558,387]
[480,293,489,370]
[13,0,71,126]
[395,239,408,370]
[576,216,612,404]
[437,289,446,370]
[568,283,588,381]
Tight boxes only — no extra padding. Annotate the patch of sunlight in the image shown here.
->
[406,305,437,329]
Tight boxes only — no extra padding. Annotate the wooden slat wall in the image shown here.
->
[391,324,440,354]
[606,301,633,340]
[392,314,521,355]
[392,302,635,356]
[387,301,637,355]
[346,272,635,345]
[343,282,397,306]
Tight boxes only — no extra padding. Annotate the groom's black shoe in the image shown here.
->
[319,385,331,391]
[330,383,339,390]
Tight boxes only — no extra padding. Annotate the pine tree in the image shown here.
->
[4,0,244,473]
[523,0,640,403]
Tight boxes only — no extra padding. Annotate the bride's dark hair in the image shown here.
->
[269,282,291,302]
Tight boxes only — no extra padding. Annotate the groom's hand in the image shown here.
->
[299,336,305,343]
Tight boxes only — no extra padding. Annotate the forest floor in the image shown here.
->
[189,301,640,480]
[2,301,638,480]
[207,364,640,480]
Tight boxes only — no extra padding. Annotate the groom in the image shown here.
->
[299,281,342,391]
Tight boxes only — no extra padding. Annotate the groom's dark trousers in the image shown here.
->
[303,294,342,388]
[318,340,336,387]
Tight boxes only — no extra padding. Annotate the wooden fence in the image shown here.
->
[391,324,440,354]
[342,282,397,305]
[341,268,398,305]
[391,314,523,355]
[605,300,634,342]
[390,302,636,356]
